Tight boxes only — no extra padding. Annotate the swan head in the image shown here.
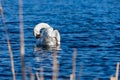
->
[34,23,51,39]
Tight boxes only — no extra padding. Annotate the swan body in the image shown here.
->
[34,23,60,47]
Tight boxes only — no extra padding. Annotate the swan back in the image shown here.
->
[37,28,56,46]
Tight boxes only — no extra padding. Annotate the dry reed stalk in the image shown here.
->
[40,67,44,80]
[30,73,34,80]
[110,76,116,80]
[78,65,83,80]
[0,6,2,12]
[94,78,99,80]
[52,50,59,80]
[28,67,34,80]
[0,1,16,80]
[70,74,73,80]
[115,62,119,80]
[110,62,120,80]
[18,0,26,79]
[72,49,77,80]
[36,72,40,80]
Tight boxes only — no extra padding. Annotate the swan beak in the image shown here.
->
[36,34,40,39]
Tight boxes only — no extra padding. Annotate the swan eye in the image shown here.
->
[40,28,46,34]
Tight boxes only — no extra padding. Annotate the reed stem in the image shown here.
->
[72,49,76,80]
[115,63,119,80]
[18,0,26,79]
[40,67,44,80]
[0,1,16,80]
[52,50,59,80]
[36,72,40,80]
[70,74,73,80]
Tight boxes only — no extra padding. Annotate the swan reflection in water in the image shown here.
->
[34,44,61,62]
[33,45,61,72]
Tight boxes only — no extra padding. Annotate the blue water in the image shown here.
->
[0,0,120,80]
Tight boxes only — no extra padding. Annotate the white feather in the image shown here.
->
[34,23,60,47]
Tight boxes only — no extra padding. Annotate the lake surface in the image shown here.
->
[0,0,120,80]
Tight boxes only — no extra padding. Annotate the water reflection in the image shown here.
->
[34,44,61,51]
[33,44,60,75]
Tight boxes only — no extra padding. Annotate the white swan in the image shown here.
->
[34,23,60,47]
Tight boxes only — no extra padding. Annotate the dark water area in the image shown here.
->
[0,0,120,80]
